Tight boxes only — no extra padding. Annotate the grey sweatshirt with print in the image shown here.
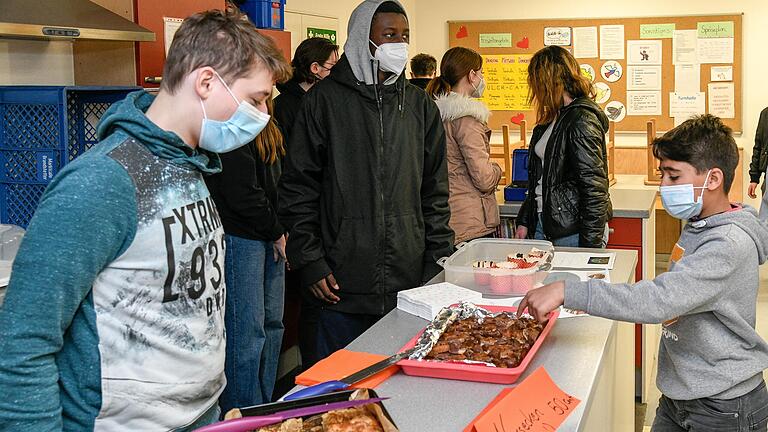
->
[566,205,768,400]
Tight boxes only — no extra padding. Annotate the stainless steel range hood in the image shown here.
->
[0,0,155,42]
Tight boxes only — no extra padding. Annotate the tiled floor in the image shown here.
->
[635,262,768,431]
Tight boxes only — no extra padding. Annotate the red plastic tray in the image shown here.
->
[396,305,559,384]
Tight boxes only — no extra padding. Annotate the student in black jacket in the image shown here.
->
[205,97,287,413]
[748,107,768,200]
[515,46,611,247]
[409,53,437,90]
[278,0,454,368]
[274,37,339,141]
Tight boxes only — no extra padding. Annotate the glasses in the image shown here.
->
[318,62,336,71]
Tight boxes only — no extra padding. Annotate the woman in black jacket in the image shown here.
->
[515,46,612,248]
[205,97,287,413]
[274,37,338,141]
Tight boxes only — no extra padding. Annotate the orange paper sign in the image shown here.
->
[472,367,580,432]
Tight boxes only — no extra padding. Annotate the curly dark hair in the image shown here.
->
[410,53,437,77]
[291,37,338,84]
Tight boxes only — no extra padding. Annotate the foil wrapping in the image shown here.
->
[406,302,533,366]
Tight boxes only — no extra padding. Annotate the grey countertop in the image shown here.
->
[498,177,658,220]
[287,248,638,431]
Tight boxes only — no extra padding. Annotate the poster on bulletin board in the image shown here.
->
[448,14,742,133]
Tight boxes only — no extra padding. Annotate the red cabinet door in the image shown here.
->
[134,0,226,88]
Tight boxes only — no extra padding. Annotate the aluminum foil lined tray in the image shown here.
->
[397,302,559,384]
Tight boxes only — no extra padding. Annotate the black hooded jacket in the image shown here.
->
[277,53,454,315]
[274,79,306,141]
[517,97,612,247]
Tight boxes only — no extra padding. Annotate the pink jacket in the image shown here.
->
[435,93,502,244]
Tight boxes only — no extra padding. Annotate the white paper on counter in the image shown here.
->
[477,296,523,308]
[573,26,598,58]
[600,25,625,59]
[697,37,734,64]
[711,66,733,82]
[674,64,701,93]
[627,65,662,90]
[627,91,662,116]
[672,30,698,64]
[552,252,616,270]
[397,282,482,320]
[627,40,662,65]
[708,82,735,119]
[670,92,706,125]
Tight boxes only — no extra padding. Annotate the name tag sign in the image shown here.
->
[471,367,581,432]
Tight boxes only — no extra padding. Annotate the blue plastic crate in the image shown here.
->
[241,0,286,30]
[0,85,138,227]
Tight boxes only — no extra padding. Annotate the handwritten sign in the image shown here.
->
[481,55,532,111]
[544,27,571,46]
[472,367,581,432]
[480,33,512,48]
[639,23,675,39]
[697,21,734,38]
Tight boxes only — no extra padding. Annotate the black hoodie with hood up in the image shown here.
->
[278,0,453,315]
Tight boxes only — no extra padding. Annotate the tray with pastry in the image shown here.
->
[438,239,554,295]
[199,389,398,432]
[396,303,558,384]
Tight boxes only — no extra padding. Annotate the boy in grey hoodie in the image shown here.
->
[520,115,768,431]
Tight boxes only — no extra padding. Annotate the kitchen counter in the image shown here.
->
[286,248,639,431]
[496,175,658,219]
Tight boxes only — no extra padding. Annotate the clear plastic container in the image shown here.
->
[437,239,554,295]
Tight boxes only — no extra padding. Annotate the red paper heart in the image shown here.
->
[456,26,468,39]
[516,37,530,49]
[510,113,524,125]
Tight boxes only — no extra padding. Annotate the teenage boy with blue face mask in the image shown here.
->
[279,0,453,369]
[518,114,768,431]
[0,10,290,431]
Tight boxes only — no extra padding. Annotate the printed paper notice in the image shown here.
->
[552,252,616,270]
[163,17,184,57]
[670,92,706,125]
[697,38,734,64]
[640,23,675,39]
[673,30,697,64]
[573,26,598,59]
[711,66,733,82]
[600,25,625,59]
[708,82,735,119]
[627,91,662,116]
[627,65,662,90]
[481,55,532,111]
[627,40,662,65]
[674,64,701,93]
[479,33,512,48]
[473,367,581,432]
[544,27,572,46]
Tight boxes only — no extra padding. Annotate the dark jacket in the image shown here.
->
[409,78,431,90]
[278,54,454,315]
[205,141,283,241]
[749,107,768,184]
[517,97,612,247]
[274,79,307,141]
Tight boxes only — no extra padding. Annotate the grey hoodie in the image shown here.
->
[566,205,768,400]
[345,0,407,86]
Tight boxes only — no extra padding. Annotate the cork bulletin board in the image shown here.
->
[448,14,742,133]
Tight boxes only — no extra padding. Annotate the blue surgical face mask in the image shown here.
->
[659,170,712,220]
[198,71,270,153]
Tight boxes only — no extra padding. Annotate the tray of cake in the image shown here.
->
[396,303,558,384]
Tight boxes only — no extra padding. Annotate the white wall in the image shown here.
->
[0,40,74,85]
[410,0,768,206]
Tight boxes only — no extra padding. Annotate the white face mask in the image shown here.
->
[471,70,486,98]
[369,40,409,74]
